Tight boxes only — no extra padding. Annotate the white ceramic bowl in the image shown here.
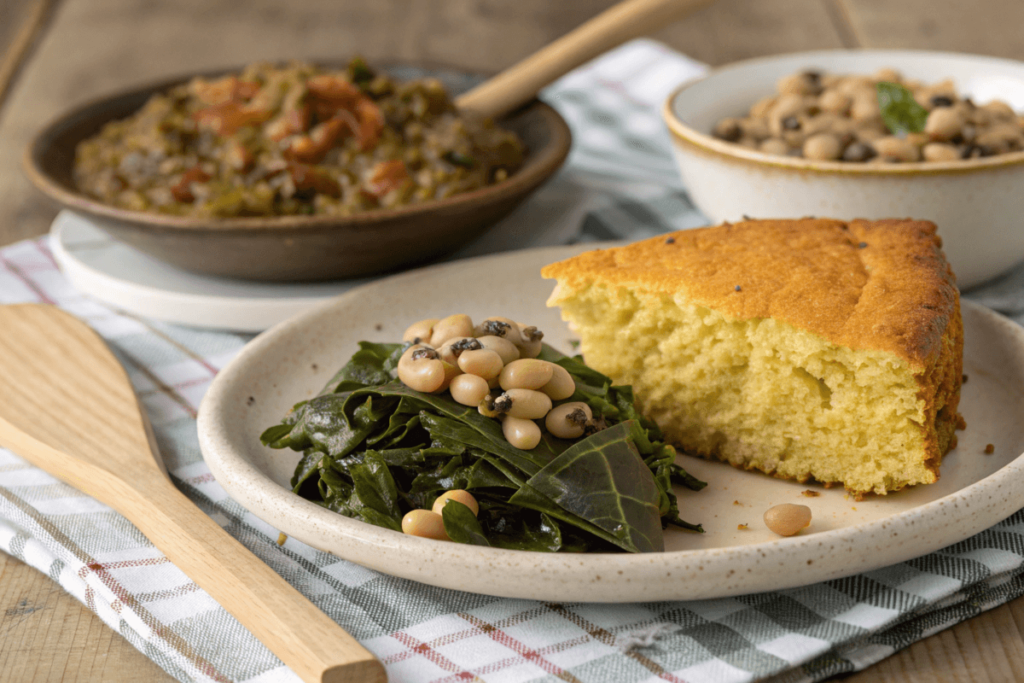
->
[663,50,1024,289]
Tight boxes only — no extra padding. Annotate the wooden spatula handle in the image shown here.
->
[455,0,716,119]
[123,480,386,683]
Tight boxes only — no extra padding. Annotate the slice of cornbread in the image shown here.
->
[542,218,963,496]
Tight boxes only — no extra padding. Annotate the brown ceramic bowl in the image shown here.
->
[24,64,571,282]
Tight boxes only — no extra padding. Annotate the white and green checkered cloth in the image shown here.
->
[3,40,1024,683]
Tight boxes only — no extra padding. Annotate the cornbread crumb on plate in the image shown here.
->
[542,218,963,496]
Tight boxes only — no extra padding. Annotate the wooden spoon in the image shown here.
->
[0,304,386,683]
[456,0,716,119]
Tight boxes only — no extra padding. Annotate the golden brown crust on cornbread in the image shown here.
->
[541,218,957,370]
[542,218,963,495]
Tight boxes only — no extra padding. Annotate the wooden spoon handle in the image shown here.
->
[455,0,716,119]
[123,478,386,683]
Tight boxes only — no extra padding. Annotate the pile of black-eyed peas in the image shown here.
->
[399,314,596,450]
[712,68,1024,162]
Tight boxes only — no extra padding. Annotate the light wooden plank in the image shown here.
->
[841,0,1024,60]
[0,0,55,107]
[0,551,173,683]
[653,0,846,64]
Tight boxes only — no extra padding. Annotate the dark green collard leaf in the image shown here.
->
[509,484,626,550]
[264,393,396,458]
[409,454,468,494]
[344,383,549,476]
[441,500,491,546]
[319,342,404,395]
[357,507,403,532]
[349,451,402,523]
[290,450,324,490]
[465,457,518,489]
[260,423,294,446]
[877,82,928,135]
[517,421,664,553]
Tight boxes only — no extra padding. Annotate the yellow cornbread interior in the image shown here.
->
[552,283,933,495]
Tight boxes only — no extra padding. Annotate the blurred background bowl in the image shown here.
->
[24,64,571,282]
[663,49,1024,289]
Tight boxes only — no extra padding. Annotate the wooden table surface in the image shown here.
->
[3,1,1024,681]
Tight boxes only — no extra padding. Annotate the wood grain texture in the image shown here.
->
[0,304,385,683]
[0,0,55,107]
[2,1,1024,682]
[0,553,174,683]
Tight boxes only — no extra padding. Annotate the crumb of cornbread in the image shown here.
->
[542,218,963,496]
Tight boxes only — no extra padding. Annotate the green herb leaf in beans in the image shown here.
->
[876,81,929,135]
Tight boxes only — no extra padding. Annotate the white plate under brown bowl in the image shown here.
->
[198,244,1024,602]
[663,50,1024,289]
[24,63,571,282]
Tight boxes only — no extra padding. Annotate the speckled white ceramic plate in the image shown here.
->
[197,245,1024,602]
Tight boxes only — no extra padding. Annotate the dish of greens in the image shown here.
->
[260,341,704,553]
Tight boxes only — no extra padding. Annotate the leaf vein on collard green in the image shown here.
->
[260,342,705,553]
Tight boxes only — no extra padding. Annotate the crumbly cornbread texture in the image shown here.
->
[542,218,963,496]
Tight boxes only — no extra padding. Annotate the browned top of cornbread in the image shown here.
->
[542,218,959,369]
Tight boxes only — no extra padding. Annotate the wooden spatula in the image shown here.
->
[0,304,386,683]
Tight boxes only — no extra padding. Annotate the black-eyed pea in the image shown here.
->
[499,359,554,391]
[457,348,504,379]
[777,72,814,96]
[906,132,929,148]
[502,388,552,420]
[712,118,743,142]
[449,373,490,406]
[849,96,882,123]
[800,114,837,136]
[478,391,511,418]
[873,67,902,83]
[874,136,921,162]
[924,107,963,141]
[750,96,776,119]
[923,142,960,162]
[763,503,812,537]
[740,117,770,140]
[759,138,789,156]
[402,318,439,344]
[474,316,522,342]
[437,361,461,393]
[819,90,852,115]
[430,314,474,347]
[545,402,593,439]
[769,93,806,121]
[432,489,479,517]
[736,136,759,149]
[842,141,877,162]
[540,364,576,401]
[977,124,1024,152]
[802,133,843,160]
[397,346,445,393]
[402,509,449,540]
[502,416,541,450]
[982,100,1016,121]
[836,76,874,97]
[438,336,482,365]
[477,335,520,364]
[515,323,544,358]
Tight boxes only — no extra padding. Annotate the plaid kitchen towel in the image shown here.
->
[3,39,1024,683]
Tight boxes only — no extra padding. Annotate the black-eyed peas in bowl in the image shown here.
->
[712,67,1024,162]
